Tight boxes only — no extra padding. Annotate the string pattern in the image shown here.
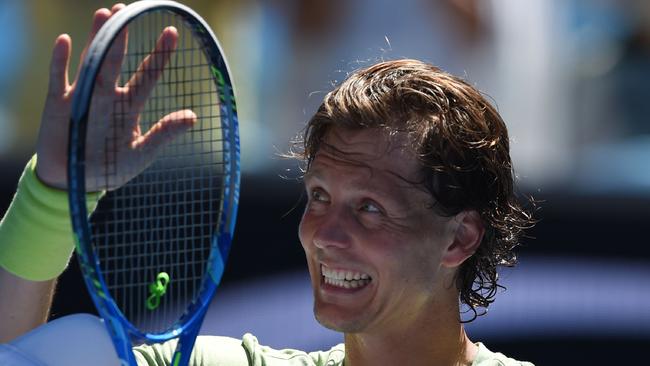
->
[87,11,225,334]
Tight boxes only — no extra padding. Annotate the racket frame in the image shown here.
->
[67,1,240,365]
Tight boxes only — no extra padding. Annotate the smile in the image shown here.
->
[321,264,372,289]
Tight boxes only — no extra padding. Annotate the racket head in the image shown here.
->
[68,1,239,362]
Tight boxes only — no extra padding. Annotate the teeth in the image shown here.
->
[324,277,370,289]
[321,265,371,289]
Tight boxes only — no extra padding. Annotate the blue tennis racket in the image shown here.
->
[67,1,239,365]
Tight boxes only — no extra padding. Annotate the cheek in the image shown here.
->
[298,214,322,282]
[408,244,446,287]
[378,235,445,285]
[298,211,312,252]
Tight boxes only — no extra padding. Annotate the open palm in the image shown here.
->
[36,4,196,192]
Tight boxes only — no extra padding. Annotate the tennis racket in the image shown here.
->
[67,1,239,365]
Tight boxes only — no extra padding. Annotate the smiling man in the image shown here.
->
[291,59,535,365]
[0,5,533,366]
[301,128,480,364]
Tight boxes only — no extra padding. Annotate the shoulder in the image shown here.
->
[134,335,249,366]
[134,334,345,366]
[242,334,345,366]
[472,343,535,366]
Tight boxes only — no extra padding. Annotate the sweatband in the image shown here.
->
[0,155,103,281]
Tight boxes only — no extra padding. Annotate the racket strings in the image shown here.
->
[89,11,227,334]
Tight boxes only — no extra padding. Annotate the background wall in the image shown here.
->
[1,1,649,364]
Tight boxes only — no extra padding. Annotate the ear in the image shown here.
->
[440,210,485,268]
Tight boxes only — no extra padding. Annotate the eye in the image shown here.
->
[359,200,382,214]
[310,188,329,203]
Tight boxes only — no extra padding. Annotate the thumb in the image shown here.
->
[133,109,197,152]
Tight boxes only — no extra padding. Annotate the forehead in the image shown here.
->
[308,127,421,185]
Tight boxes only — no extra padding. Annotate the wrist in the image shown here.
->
[33,155,67,190]
[0,155,103,281]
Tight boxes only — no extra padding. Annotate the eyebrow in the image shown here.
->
[301,170,320,187]
[303,165,416,211]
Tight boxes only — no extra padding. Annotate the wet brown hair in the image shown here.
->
[295,59,535,320]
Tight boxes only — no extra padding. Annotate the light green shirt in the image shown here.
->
[134,334,534,366]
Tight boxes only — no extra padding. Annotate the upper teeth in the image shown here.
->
[322,265,370,281]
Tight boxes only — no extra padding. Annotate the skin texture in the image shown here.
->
[299,127,484,366]
[0,268,55,343]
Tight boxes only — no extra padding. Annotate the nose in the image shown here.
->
[311,207,353,250]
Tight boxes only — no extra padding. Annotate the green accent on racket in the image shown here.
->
[172,352,182,366]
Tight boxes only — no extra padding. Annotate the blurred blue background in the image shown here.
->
[1,0,649,364]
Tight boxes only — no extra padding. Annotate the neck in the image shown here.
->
[343,302,477,366]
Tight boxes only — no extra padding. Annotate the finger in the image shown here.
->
[132,110,197,152]
[126,26,178,107]
[47,34,72,98]
[73,8,111,85]
[96,4,129,90]
[111,3,126,14]
[96,25,128,91]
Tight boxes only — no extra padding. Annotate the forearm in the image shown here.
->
[0,267,56,342]
[0,156,101,342]
[0,156,70,342]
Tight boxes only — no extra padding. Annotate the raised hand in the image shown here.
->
[36,4,196,191]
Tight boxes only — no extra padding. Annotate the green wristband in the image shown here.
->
[0,155,103,281]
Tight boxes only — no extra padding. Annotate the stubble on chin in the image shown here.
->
[313,301,369,334]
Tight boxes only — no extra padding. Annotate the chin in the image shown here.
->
[313,302,369,333]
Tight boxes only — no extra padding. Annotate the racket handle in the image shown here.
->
[170,307,207,366]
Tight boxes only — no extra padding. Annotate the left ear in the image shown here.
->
[441,210,485,268]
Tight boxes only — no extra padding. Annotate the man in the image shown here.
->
[0,4,534,366]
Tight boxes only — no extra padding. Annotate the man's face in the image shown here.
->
[298,127,458,334]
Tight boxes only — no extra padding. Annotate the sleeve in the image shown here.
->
[0,155,103,281]
[133,333,342,366]
[241,333,343,366]
[133,336,250,366]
